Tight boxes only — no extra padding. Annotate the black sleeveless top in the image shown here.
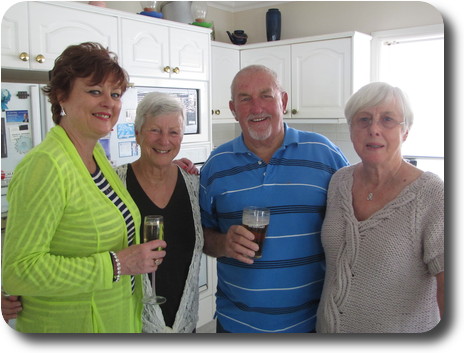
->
[126,164,195,327]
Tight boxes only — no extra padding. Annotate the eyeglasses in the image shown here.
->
[351,116,405,129]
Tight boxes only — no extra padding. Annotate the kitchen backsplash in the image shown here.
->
[212,122,360,165]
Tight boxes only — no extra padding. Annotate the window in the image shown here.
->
[371,25,444,180]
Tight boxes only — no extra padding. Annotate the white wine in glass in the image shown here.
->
[143,215,166,305]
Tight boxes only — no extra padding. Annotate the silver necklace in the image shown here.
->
[365,161,406,201]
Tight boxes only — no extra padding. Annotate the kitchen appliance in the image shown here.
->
[102,82,206,167]
[1,82,53,215]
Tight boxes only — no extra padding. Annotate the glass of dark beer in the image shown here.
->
[242,206,270,259]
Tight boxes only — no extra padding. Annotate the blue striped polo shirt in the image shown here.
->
[200,124,349,333]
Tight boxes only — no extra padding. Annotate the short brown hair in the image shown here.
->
[42,42,129,124]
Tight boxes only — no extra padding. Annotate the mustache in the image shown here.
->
[247,113,271,121]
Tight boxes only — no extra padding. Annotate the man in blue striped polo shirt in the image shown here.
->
[200,65,349,333]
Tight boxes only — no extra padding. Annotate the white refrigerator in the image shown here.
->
[1,82,53,215]
[1,83,142,214]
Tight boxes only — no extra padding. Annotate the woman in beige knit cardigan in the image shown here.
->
[316,82,444,333]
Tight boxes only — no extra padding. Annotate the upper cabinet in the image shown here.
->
[241,45,291,95]
[2,1,211,80]
[2,2,118,71]
[121,18,210,81]
[211,43,240,121]
[240,32,371,121]
[291,38,352,119]
[1,2,29,70]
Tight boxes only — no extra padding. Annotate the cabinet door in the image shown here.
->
[240,46,291,94]
[241,46,292,117]
[120,18,170,79]
[28,2,118,71]
[1,2,30,69]
[169,28,210,81]
[211,46,239,120]
[291,38,351,119]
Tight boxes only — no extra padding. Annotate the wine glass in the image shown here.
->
[142,215,166,305]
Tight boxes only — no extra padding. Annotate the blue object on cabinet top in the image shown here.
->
[139,11,163,18]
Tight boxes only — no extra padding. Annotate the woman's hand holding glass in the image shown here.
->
[115,240,166,276]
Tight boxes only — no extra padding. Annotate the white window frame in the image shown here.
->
[370,24,444,82]
[370,25,444,179]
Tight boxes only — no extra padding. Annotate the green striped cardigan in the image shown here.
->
[2,125,142,333]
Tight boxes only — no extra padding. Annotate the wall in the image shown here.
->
[95,2,443,44]
[221,1,443,44]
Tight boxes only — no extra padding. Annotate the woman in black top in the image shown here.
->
[115,92,203,333]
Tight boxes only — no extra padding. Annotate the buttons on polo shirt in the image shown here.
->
[258,160,263,165]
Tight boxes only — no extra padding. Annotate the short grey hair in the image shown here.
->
[135,92,185,133]
[344,82,414,130]
[230,65,285,100]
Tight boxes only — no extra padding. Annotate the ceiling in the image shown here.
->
[207,1,286,12]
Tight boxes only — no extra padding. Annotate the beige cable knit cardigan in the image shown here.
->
[316,165,444,333]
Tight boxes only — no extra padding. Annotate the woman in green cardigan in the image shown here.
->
[1,42,165,333]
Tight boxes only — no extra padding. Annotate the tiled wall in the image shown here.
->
[212,122,360,165]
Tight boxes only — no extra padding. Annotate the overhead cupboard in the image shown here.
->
[212,31,371,123]
[1,1,118,71]
[120,18,210,81]
[2,1,211,81]
[211,42,240,121]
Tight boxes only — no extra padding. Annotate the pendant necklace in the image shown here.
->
[365,161,406,201]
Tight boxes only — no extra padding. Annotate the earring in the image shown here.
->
[60,106,66,117]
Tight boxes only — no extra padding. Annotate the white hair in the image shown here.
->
[344,82,414,130]
[134,92,185,133]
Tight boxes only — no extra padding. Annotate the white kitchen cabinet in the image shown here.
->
[169,27,210,81]
[120,18,169,79]
[1,2,118,71]
[121,18,210,81]
[240,32,371,121]
[1,2,30,70]
[241,45,291,94]
[241,45,292,117]
[291,38,351,119]
[211,43,240,121]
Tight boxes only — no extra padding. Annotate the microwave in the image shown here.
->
[127,78,209,143]
[102,78,210,166]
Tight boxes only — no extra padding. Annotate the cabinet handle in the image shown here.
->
[214,110,221,115]
[291,109,298,115]
[173,67,180,74]
[19,52,30,62]
[283,110,288,115]
[163,66,171,73]
[35,54,45,64]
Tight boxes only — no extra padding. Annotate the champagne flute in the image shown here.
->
[142,215,166,305]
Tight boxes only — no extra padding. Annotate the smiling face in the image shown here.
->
[350,97,409,166]
[59,76,123,141]
[229,69,287,147]
[136,112,184,168]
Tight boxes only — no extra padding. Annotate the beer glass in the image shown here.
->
[142,215,166,305]
[242,206,270,259]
